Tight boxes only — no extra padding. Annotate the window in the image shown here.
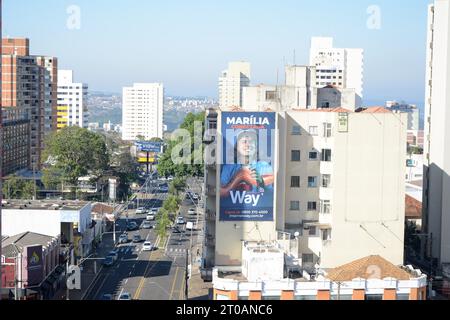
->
[365,294,383,301]
[295,295,317,301]
[308,177,318,188]
[292,125,301,135]
[321,149,332,162]
[265,91,277,101]
[397,294,410,300]
[331,295,352,300]
[309,126,318,136]
[302,254,314,263]
[323,123,332,137]
[322,174,331,188]
[320,200,331,214]
[321,102,330,109]
[309,226,317,236]
[291,150,301,162]
[307,202,317,211]
[290,201,300,211]
[309,152,318,160]
[322,229,332,241]
[291,176,300,188]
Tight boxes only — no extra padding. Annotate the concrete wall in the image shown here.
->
[424,0,450,265]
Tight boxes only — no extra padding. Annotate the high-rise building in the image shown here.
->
[57,70,88,129]
[241,65,361,112]
[309,37,364,99]
[122,83,164,141]
[423,0,450,278]
[202,106,407,281]
[218,62,251,108]
[1,38,58,170]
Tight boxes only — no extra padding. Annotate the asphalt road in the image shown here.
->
[83,178,201,300]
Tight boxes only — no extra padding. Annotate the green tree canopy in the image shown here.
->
[157,112,205,178]
[2,176,35,200]
[42,127,110,185]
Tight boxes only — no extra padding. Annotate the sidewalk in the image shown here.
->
[52,230,120,300]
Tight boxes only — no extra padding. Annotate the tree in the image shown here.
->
[157,112,205,178]
[2,176,35,199]
[42,127,110,186]
[169,177,186,196]
[155,208,172,239]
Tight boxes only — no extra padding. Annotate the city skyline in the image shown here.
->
[3,0,431,103]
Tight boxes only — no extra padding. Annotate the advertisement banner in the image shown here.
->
[220,112,276,221]
[135,141,162,153]
[23,245,44,287]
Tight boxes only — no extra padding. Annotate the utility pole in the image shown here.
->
[185,249,189,300]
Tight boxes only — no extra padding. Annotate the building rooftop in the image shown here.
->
[1,200,89,211]
[92,203,115,215]
[406,195,423,219]
[1,231,57,258]
[325,255,415,282]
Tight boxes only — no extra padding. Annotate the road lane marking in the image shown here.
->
[169,267,180,300]
[133,236,161,299]
[92,273,109,300]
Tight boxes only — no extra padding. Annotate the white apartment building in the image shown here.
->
[202,107,407,279]
[57,70,89,129]
[122,83,164,141]
[310,37,364,99]
[241,66,361,112]
[423,0,450,277]
[219,62,251,108]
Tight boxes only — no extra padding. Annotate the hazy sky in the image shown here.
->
[3,0,431,103]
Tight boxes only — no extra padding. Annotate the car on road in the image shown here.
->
[192,193,199,200]
[107,251,119,262]
[136,207,146,214]
[118,234,129,244]
[133,234,142,243]
[118,292,132,300]
[127,222,139,231]
[176,216,185,225]
[143,241,154,251]
[146,213,156,221]
[188,208,196,215]
[186,221,194,231]
[150,208,158,214]
[142,221,152,229]
[102,256,114,267]
[101,294,113,300]
[167,176,174,181]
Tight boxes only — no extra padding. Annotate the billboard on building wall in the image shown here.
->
[220,112,276,221]
[23,245,44,287]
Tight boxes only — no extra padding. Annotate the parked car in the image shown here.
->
[107,251,119,262]
[103,256,114,267]
[188,208,196,215]
[142,221,152,229]
[118,292,132,300]
[133,234,142,243]
[143,241,154,251]
[136,207,146,214]
[118,234,129,244]
[176,216,185,225]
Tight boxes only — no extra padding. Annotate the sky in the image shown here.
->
[3,0,432,104]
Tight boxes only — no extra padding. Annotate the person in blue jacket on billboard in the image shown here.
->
[220,129,274,198]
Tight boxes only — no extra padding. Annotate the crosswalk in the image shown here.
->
[165,247,187,257]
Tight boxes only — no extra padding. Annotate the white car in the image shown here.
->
[176,216,185,225]
[186,222,194,231]
[136,207,146,214]
[143,241,154,251]
[118,292,132,300]
[150,208,159,214]
[188,208,196,215]
[146,213,156,221]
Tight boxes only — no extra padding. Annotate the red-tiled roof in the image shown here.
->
[326,255,412,281]
[405,195,422,219]
[360,106,392,114]
[291,107,353,113]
